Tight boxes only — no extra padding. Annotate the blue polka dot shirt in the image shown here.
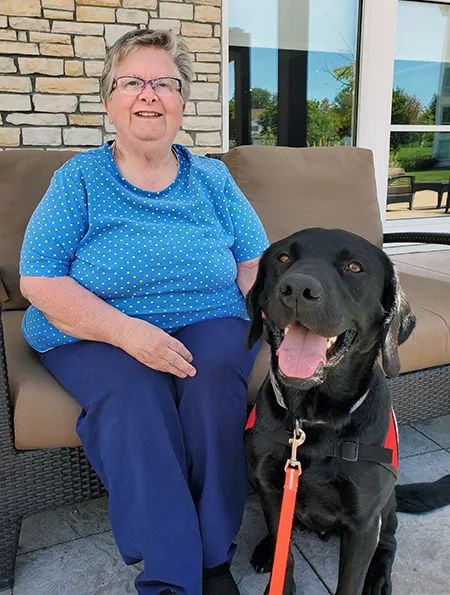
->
[19,142,269,353]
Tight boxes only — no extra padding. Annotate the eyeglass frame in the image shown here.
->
[112,75,183,96]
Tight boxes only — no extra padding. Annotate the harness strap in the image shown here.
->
[245,404,398,475]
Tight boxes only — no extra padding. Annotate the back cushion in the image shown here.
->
[221,145,383,247]
[0,150,76,310]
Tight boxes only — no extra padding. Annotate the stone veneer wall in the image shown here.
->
[0,0,222,152]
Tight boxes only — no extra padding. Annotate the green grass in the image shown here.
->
[397,146,433,160]
[392,145,449,182]
[407,169,450,182]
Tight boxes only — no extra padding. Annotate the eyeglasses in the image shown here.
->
[113,76,182,97]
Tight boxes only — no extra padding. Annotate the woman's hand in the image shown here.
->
[118,317,196,379]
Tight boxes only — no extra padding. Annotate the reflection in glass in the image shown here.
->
[228,0,360,148]
[393,1,450,125]
[387,132,450,220]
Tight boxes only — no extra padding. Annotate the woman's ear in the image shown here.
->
[104,99,113,125]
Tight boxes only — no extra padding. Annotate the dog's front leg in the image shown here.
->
[336,518,380,595]
[362,496,397,595]
[252,476,296,595]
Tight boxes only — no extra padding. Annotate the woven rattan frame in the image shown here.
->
[0,306,106,589]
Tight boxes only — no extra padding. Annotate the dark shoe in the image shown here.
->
[203,563,240,595]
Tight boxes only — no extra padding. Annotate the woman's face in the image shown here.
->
[104,46,186,149]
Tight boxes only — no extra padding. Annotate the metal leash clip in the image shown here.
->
[285,420,306,471]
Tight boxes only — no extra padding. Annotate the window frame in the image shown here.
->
[223,0,450,232]
[357,0,450,233]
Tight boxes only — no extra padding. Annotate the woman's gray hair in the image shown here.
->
[101,29,193,103]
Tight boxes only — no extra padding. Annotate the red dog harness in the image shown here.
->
[245,405,399,476]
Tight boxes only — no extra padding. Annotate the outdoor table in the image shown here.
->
[413,181,449,210]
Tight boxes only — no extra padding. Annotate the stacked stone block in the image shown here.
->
[0,0,222,152]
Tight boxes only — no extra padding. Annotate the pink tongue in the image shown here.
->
[277,325,328,378]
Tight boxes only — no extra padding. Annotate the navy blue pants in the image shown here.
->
[40,318,257,595]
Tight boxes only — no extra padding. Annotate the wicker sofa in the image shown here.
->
[1,145,450,589]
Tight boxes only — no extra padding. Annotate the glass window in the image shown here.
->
[388,132,450,220]
[228,0,360,148]
[388,1,450,220]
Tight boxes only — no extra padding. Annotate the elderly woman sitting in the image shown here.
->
[19,29,268,595]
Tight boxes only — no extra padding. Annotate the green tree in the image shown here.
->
[258,97,278,145]
[331,62,354,140]
[422,93,437,125]
[251,87,272,109]
[307,99,340,146]
[391,87,424,150]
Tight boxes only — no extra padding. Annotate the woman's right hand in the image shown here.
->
[118,318,196,378]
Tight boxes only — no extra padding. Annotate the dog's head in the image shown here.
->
[246,228,415,389]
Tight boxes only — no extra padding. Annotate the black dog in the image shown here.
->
[245,227,450,595]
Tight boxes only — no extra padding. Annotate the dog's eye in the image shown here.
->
[346,261,363,273]
[277,254,291,264]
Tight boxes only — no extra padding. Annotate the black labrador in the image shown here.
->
[245,227,450,595]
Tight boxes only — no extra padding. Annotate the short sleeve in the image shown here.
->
[20,167,88,277]
[222,167,269,262]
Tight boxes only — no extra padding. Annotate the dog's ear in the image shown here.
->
[245,258,267,351]
[380,256,416,377]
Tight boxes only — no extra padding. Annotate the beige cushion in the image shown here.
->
[3,310,82,449]
[0,150,75,310]
[396,259,450,374]
[221,145,383,247]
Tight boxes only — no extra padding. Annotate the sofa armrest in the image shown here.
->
[383,232,450,245]
[0,304,15,454]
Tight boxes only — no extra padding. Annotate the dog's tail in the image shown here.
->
[395,474,450,513]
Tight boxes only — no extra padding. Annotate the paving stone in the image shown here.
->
[13,532,143,595]
[398,448,450,484]
[411,414,450,449]
[19,497,109,554]
[233,495,329,594]
[394,507,450,594]
[6,438,450,595]
[398,423,442,459]
[292,525,339,592]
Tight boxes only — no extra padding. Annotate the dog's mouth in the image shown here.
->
[274,323,356,379]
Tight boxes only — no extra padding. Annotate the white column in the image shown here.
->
[356,0,399,223]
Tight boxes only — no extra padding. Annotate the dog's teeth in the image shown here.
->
[327,336,338,348]
[284,324,292,335]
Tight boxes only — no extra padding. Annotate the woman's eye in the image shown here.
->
[346,261,363,273]
[277,254,291,264]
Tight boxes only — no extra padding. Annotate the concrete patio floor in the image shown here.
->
[1,415,450,595]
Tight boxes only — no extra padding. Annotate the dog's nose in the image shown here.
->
[280,274,323,302]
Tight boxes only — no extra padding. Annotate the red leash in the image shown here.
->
[268,422,306,595]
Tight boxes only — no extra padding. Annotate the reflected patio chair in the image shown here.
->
[387,173,416,210]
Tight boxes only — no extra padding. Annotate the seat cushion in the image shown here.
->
[0,150,76,310]
[221,145,383,247]
[3,310,82,449]
[397,262,450,374]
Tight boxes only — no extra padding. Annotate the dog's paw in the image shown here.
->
[362,572,392,595]
[250,535,273,573]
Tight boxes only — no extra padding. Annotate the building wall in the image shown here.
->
[0,0,222,152]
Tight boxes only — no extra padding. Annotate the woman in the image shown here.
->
[19,29,268,595]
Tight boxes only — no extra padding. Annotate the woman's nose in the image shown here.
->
[138,83,158,100]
